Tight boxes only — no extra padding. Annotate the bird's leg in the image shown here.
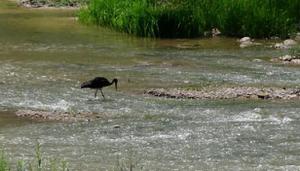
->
[94,89,98,98]
[100,89,105,99]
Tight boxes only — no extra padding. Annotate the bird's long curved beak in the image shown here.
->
[115,82,118,91]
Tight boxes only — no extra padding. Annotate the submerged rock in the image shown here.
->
[145,87,300,100]
[15,110,105,122]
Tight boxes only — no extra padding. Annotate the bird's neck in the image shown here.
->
[110,80,115,85]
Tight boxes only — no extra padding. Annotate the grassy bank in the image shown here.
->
[78,0,300,38]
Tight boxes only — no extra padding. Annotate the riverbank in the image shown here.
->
[16,0,300,39]
[78,0,300,38]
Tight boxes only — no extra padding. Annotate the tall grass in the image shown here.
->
[79,0,300,38]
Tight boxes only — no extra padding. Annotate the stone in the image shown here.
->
[240,41,253,48]
[253,59,263,62]
[279,55,293,61]
[239,37,251,43]
[212,28,221,37]
[291,59,300,64]
[274,43,288,49]
[283,39,297,46]
[113,125,121,129]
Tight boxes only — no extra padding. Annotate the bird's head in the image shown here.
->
[113,78,118,91]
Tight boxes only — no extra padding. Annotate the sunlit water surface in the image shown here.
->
[0,1,299,170]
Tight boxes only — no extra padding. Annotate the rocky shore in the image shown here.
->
[15,109,105,122]
[271,55,300,65]
[238,36,299,49]
[145,87,300,100]
[19,0,84,8]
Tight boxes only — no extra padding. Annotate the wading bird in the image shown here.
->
[81,77,118,99]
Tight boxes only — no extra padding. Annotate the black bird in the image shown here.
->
[81,77,118,99]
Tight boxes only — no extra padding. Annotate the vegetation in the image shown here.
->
[78,0,300,38]
[0,143,68,171]
[0,150,9,171]
[290,45,300,57]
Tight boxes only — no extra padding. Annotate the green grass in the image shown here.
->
[0,150,9,171]
[290,45,300,57]
[78,0,300,38]
[0,143,68,171]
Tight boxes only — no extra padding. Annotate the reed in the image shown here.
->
[78,0,300,38]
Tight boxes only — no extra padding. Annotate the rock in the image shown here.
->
[239,37,261,48]
[253,59,263,62]
[283,39,297,46]
[212,28,221,37]
[274,43,288,49]
[257,92,271,99]
[240,41,253,48]
[273,55,300,65]
[239,37,251,43]
[279,55,293,61]
[291,59,300,64]
[275,39,297,49]
[203,28,221,37]
[113,125,121,129]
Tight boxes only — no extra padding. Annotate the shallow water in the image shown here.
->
[0,1,300,170]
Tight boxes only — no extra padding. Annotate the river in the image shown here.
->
[0,1,299,170]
